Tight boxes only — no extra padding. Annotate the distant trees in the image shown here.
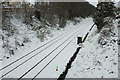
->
[34,2,96,28]
[1,2,96,57]
[93,2,116,31]
[22,2,34,24]
[2,2,96,28]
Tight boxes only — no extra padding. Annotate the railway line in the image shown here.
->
[1,18,94,79]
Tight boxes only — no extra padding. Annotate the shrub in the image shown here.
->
[23,37,31,43]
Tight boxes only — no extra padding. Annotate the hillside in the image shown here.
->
[1,2,96,59]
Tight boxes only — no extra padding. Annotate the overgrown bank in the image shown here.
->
[2,2,96,58]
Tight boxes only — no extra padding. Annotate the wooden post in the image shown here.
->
[77,37,82,44]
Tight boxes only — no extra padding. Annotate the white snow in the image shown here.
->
[0,28,3,78]
[2,18,94,78]
[66,20,118,78]
[2,17,118,79]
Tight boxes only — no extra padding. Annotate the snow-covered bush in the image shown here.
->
[23,37,31,43]
[93,2,116,31]
[98,22,117,46]
[71,17,82,25]
[36,30,45,42]
[36,28,51,42]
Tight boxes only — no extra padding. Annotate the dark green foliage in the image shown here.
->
[35,10,41,20]
[34,2,96,28]
[48,2,96,19]
[97,2,116,17]
[93,2,116,31]
[93,12,105,30]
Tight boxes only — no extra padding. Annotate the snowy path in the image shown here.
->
[1,18,94,78]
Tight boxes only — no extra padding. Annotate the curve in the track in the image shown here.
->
[18,23,91,80]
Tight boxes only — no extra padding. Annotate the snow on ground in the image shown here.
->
[0,11,2,59]
[2,17,79,62]
[27,18,93,78]
[2,18,94,78]
[0,27,2,78]
[117,19,120,78]
[0,7,2,77]
[66,20,118,78]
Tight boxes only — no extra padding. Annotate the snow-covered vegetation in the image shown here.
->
[0,1,119,79]
[2,18,94,78]
[66,2,119,78]
[66,19,118,78]
[1,2,96,59]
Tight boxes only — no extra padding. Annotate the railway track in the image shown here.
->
[1,26,82,78]
[1,25,79,72]
[1,26,81,78]
[1,20,94,79]
[32,24,95,79]
[18,23,93,79]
